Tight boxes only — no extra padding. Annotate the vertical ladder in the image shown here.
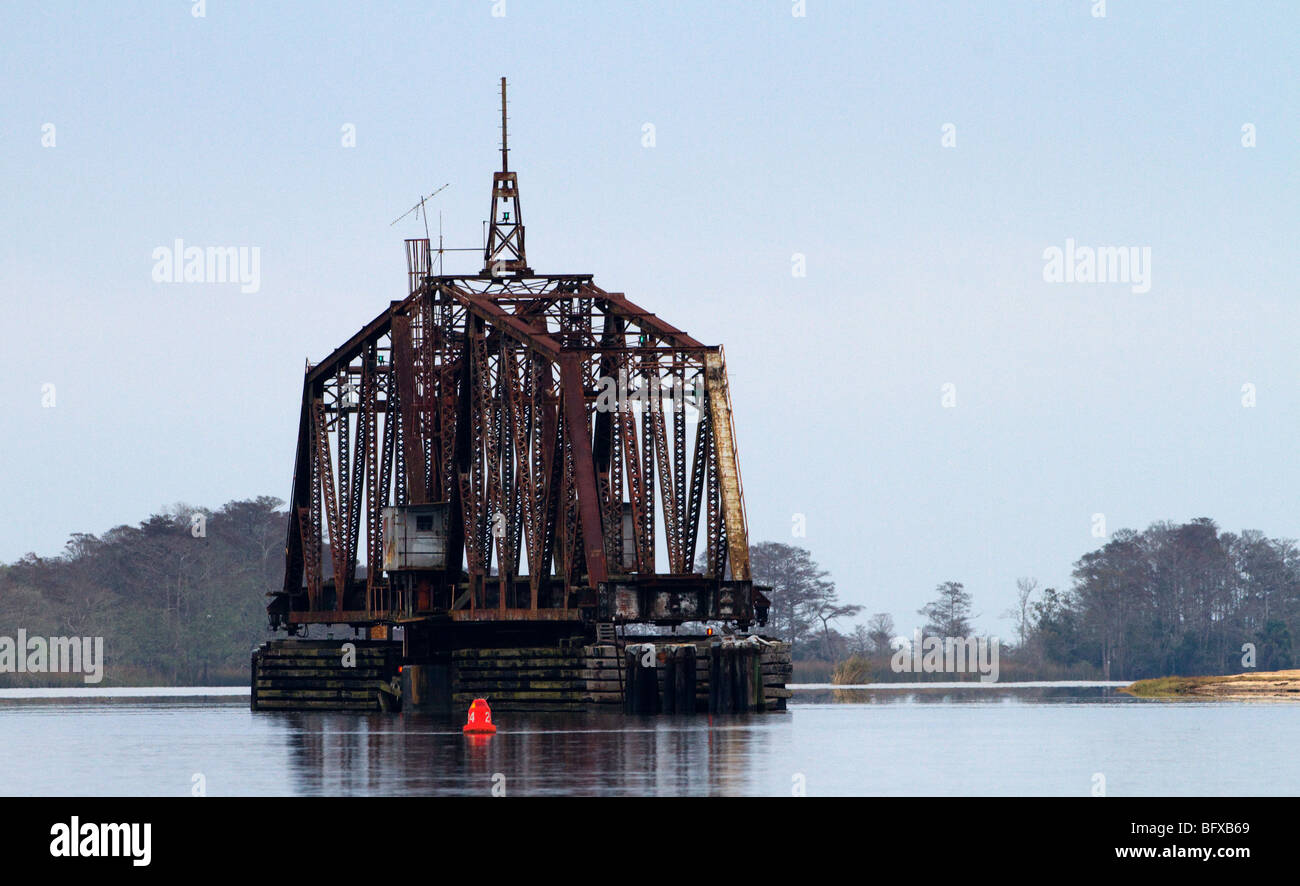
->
[595,622,625,700]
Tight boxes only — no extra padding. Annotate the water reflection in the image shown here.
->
[271,711,792,796]
[4,692,1300,796]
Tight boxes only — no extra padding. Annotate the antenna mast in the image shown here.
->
[391,183,450,228]
[500,76,510,173]
[483,76,531,276]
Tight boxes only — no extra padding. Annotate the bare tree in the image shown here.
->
[1004,577,1038,648]
[866,612,896,654]
[848,624,872,657]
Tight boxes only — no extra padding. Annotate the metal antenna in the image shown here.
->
[391,183,450,227]
[500,76,509,173]
[483,77,531,275]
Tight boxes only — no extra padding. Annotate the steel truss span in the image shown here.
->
[269,81,766,637]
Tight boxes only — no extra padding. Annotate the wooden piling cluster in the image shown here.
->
[452,647,590,713]
[760,644,795,710]
[252,637,791,713]
[621,644,698,714]
[250,640,401,712]
[598,640,793,714]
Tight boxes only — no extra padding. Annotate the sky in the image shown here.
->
[1,1,1298,637]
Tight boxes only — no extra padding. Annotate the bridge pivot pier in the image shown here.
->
[255,80,785,716]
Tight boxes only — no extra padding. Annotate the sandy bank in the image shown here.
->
[1123,669,1300,700]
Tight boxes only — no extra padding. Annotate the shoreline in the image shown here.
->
[796,680,1129,690]
[1123,669,1300,700]
[0,687,249,701]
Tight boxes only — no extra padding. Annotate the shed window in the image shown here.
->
[416,515,434,532]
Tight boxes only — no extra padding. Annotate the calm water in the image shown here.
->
[3,688,1298,796]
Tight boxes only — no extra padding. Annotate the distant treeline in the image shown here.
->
[0,498,284,685]
[2,503,1293,686]
[1026,519,1297,680]
[795,514,1294,680]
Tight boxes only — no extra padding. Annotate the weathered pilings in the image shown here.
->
[250,639,401,712]
[661,647,677,714]
[252,637,790,714]
[708,643,723,713]
[401,654,453,714]
[678,645,698,711]
[625,644,660,714]
[707,641,769,713]
[659,645,697,714]
[249,648,260,711]
[451,647,589,713]
[626,643,703,714]
[759,643,793,711]
[674,645,697,713]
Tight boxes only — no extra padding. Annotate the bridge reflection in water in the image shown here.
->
[271,712,788,796]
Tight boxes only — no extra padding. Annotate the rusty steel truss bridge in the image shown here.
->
[268,80,767,647]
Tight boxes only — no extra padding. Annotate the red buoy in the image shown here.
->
[462,698,497,734]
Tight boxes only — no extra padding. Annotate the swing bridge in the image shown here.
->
[266,79,768,657]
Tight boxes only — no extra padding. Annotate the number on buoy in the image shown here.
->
[462,697,497,734]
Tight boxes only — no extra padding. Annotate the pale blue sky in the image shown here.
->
[2,1,1297,635]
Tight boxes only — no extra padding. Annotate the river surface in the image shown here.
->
[3,686,1298,796]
